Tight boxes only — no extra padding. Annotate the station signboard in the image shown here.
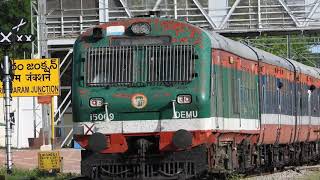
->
[0,58,60,97]
[38,151,61,172]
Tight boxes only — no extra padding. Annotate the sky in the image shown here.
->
[310,44,320,54]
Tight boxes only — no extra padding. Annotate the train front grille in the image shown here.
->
[85,45,196,87]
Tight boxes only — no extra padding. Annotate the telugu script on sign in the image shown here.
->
[0,59,60,97]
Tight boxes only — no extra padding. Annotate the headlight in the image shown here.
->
[89,98,104,107]
[176,95,192,104]
[130,22,151,35]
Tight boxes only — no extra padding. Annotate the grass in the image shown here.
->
[228,173,246,180]
[303,171,320,180]
[0,167,78,180]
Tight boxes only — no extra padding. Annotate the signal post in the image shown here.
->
[0,17,61,175]
[2,48,13,174]
[0,18,34,174]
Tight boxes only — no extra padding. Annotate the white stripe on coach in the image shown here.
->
[73,114,320,135]
[74,117,260,134]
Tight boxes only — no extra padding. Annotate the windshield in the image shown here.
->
[85,45,196,87]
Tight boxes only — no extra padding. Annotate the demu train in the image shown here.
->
[72,17,320,179]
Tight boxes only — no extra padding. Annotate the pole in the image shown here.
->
[3,49,13,174]
[174,0,177,19]
[38,0,50,149]
[51,96,54,149]
[33,97,36,138]
[287,34,291,59]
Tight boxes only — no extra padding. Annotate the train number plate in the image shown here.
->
[90,113,114,121]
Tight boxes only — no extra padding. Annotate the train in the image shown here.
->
[72,17,320,179]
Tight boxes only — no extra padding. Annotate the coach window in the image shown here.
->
[271,76,276,114]
[312,90,317,116]
[261,76,266,113]
[268,76,272,113]
[291,81,295,115]
[288,80,293,115]
[276,78,283,114]
[269,75,273,114]
[301,85,305,116]
[283,80,287,115]
[148,45,195,83]
[241,72,249,117]
[302,84,308,116]
[273,77,277,113]
[231,63,240,114]
[284,80,289,115]
[284,80,287,115]
[87,48,107,85]
[305,84,310,116]
[309,85,316,116]
[298,84,302,117]
[266,75,272,114]
[318,89,320,117]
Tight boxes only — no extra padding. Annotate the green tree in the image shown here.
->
[0,0,31,59]
[234,35,318,67]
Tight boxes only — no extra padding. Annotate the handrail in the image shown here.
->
[59,49,73,68]
[55,100,72,125]
[60,128,73,148]
[60,59,72,78]
[54,89,71,118]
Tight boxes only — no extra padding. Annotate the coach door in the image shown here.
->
[318,89,320,141]
[276,78,283,143]
[211,50,225,130]
[296,79,302,142]
[211,50,220,129]
[307,84,316,141]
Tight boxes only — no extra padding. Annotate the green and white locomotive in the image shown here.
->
[72,17,320,179]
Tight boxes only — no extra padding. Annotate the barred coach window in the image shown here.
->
[144,45,195,83]
[86,47,135,86]
[85,45,196,87]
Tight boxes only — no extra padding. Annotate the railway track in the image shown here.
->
[243,164,320,180]
[69,165,320,180]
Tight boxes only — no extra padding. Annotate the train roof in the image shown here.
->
[251,46,293,71]
[204,30,320,78]
[204,31,292,69]
[287,59,320,78]
[204,31,258,62]
[78,17,320,79]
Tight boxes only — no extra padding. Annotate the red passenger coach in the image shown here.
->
[208,30,320,172]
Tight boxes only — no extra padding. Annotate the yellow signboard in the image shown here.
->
[0,58,60,97]
[38,151,61,171]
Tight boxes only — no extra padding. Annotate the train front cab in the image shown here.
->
[72,18,215,179]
